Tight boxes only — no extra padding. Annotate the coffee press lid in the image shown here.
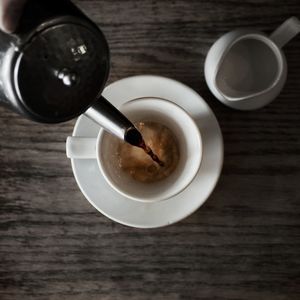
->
[14,22,110,123]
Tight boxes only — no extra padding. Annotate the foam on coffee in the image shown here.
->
[117,122,180,183]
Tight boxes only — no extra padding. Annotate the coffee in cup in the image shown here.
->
[67,97,202,202]
[117,121,180,183]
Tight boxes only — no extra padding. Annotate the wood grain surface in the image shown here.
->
[1,0,300,299]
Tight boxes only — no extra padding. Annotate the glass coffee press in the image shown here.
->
[0,0,162,164]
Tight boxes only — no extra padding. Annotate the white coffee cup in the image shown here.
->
[66,97,202,203]
[205,17,300,110]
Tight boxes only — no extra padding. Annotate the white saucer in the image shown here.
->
[70,75,223,228]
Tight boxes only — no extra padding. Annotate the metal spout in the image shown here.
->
[84,96,142,146]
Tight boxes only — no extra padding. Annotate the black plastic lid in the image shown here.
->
[14,22,110,123]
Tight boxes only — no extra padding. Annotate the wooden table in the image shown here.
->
[1,1,300,299]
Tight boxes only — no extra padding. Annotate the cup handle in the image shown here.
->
[270,16,300,48]
[66,137,97,159]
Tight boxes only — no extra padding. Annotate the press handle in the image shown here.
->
[270,16,300,48]
[66,137,97,159]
